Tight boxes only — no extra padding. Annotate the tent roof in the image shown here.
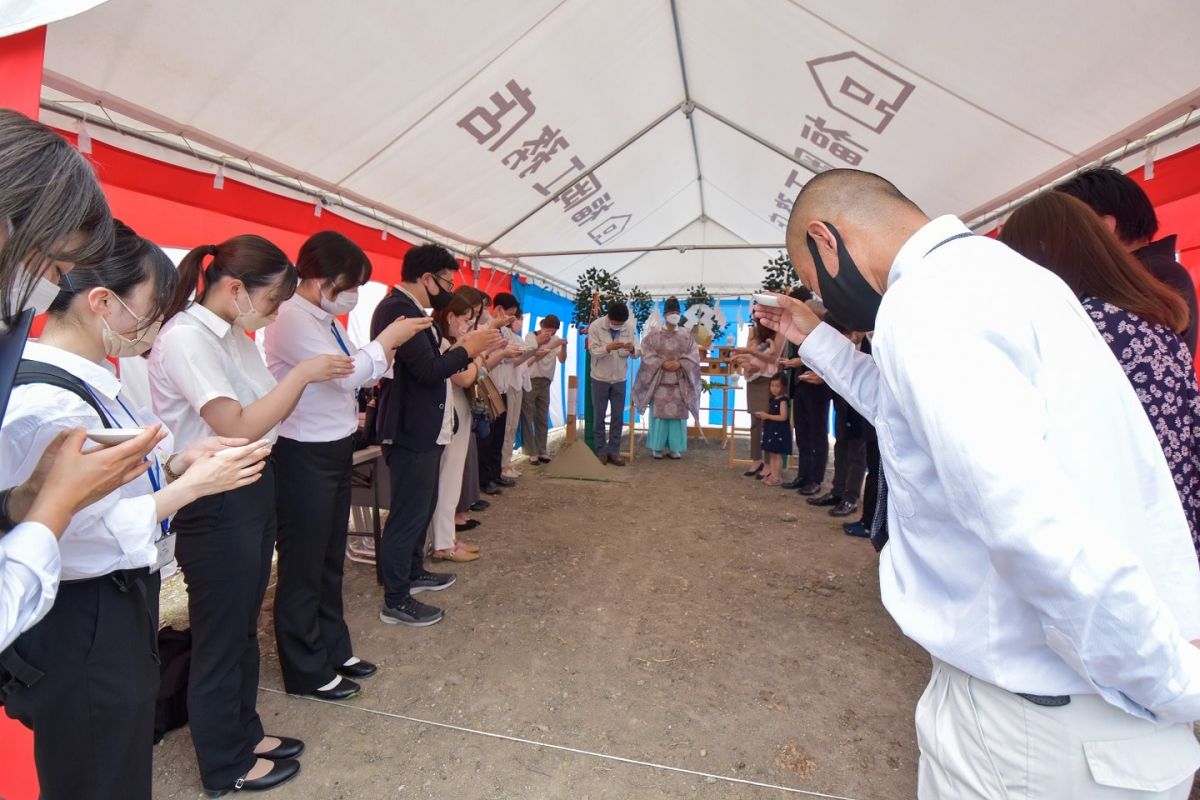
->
[30,0,1200,294]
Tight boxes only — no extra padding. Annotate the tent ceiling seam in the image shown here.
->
[669,0,706,218]
[692,101,823,176]
[610,216,762,280]
[333,0,574,187]
[781,0,1073,157]
[702,176,791,245]
[537,178,703,278]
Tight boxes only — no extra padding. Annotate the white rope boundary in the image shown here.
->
[259,686,863,799]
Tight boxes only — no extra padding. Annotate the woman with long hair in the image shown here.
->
[0,110,167,659]
[1000,191,1200,558]
[429,286,515,562]
[0,222,267,800]
[264,231,430,702]
[149,235,354,796]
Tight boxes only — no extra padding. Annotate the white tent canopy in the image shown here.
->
[26,0,1200,294]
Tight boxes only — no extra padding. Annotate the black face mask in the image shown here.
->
[806,222,881,332]
[426,276,453,311]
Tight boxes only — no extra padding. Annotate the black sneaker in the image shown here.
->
[829,500,859,518]
[410,571,456,594]
[379,597,444,627]
[797,483,823,496]
[807,491,841,507]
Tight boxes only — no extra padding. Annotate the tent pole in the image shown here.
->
[966,107,1200,232]
[490,242,785,259]
[691,101,822,176]
[669,0,706,219]
[474,102,686,256]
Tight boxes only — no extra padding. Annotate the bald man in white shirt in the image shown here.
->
[755,169,1200,799]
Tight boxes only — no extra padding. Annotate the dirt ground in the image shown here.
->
[151,435,930,800]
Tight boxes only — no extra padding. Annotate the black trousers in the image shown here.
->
[861,438,881,525]
[831,435,868,503]
[381,444,442,608]
[273,435,355,694]
[0,568,160,800]
[173,463,276,789]
[478,410,506,488]
[792,382,832,484]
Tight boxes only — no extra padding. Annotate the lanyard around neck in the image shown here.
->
[83,383,169,536]
[329,322,351,356]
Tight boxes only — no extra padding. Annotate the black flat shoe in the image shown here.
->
[743,464,763,477]
[807,492,841,507]
[336,659,378,679]
[254,736,304,760]
[781,479,804,490]
[205,758,300,797]
[493,476,517,487]
[481,483,503,496]
[306,677,361,701]
[469,500,490,512]
[455,519,481,532]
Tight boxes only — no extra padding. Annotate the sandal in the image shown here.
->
[457,540,481,554]
[432,547,479,563]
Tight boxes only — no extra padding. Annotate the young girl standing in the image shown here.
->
[756,374,792,486]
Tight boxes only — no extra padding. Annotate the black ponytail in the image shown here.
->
[167,235,295,320]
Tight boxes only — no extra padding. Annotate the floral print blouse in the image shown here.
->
[1083,296,1199,560]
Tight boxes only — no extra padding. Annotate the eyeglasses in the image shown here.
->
[431,273,454,293]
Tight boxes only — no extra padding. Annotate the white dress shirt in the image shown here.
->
[526,332,562,381]
[800,215,1200,723]
[1,342,167,581]
[586,318,638,383]
[0,521,59,651]
[508,328,534,392]
[491,327,537,394]
[149,303,280,451]
[264,295,388,442]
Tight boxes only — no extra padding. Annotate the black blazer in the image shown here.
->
[370,288,470,451]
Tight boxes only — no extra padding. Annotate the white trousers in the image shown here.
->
[501,388,523,469]
[428,403,471,552]
[916,659,1200,800]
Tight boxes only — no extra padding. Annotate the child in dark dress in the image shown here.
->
[756,374,793,486]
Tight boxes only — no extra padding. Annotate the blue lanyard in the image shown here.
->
[85,384,169,537]
[330,322,351,356]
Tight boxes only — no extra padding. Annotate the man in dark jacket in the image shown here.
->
[370,244,499,626]
[1057,167,1197,356]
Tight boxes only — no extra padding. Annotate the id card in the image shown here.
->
[153,532,177,573]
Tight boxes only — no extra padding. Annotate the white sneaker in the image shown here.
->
[668,451,682,460]
[652,451,664,459]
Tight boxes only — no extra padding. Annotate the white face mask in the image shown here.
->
[665,313,681,326]
[100,291,159,357]
[233,290,276,332]
[3,219,67,318]
[319,286,358,316]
